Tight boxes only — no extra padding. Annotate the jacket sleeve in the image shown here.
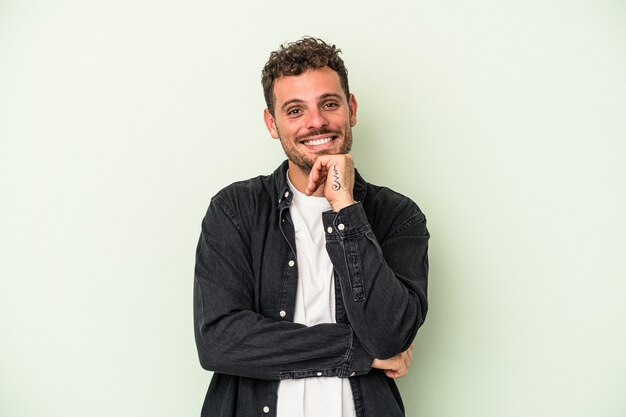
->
[193,196,373,381]
[322,200,429,360]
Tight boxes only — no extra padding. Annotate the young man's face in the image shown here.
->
[264,66,358,173]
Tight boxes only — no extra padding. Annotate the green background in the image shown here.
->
[1,0,625,416]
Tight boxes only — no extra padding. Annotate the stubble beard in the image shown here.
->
[279,128,353,174]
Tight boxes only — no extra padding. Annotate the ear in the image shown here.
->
[263,108,280,139]
[348,94,358,127]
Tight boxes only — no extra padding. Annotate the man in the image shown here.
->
[194,37,429,417]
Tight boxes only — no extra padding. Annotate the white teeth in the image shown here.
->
[303,137,333,146]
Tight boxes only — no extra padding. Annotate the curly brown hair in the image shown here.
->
[261,37,350,116]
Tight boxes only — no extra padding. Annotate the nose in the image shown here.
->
[305,108,329,130]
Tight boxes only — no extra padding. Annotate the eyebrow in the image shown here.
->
[319,93,343,101]
[279,93,344,113]
[280,98,305,113]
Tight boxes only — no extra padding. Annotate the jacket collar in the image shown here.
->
[273,160,367,209]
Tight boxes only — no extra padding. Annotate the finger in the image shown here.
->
[306,160,322,191]
[307,172,327,195]
[306,160,326,195]
[386,369,402,379]
[391,356,405,377]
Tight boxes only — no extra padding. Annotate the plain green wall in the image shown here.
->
[1,1,625,416]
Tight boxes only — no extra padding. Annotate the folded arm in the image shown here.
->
[194,196,373,381]
[323,201,429,360]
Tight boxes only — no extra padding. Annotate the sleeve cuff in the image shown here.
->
[340,328,372,378]
[322,202,371,238]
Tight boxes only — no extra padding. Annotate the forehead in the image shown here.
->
[272,66,345,104]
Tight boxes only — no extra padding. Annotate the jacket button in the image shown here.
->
[350,371,356,377]
[288,260,295,267]
[263,406,270,413]
[316,371,322,376]
[327,227,333,233]
[279,310,286,318]
[337,223,345,231]
[284,191,290,198]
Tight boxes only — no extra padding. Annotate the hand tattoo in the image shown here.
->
[332,165,341,191]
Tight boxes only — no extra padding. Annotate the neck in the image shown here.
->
[287,161,325,197]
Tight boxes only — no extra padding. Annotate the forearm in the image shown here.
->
[194,198,372,380]
[323,202,429,359]
[193,288,372,380]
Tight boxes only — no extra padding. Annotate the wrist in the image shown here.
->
[331,197,356,212]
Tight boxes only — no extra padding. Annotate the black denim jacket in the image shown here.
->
[194,161,429,417]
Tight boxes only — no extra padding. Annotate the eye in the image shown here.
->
[287,107,303,116]
[322,101,339,110]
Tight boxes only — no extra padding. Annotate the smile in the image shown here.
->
[302,136,336,146]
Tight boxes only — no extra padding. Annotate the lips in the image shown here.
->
[302,136,336,146]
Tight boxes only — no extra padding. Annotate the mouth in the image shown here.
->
[301,135,337,147]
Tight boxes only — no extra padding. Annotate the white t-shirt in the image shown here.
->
[276,174,356,417]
